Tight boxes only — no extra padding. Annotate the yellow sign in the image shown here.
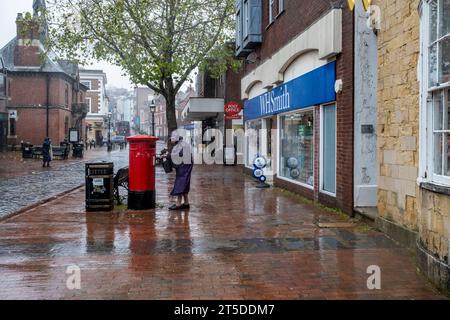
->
[348,0,372,11]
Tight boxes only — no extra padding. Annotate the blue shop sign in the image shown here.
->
[244,61,336,121]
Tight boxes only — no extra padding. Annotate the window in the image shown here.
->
[81,80,91,90]
[86,97,92,113]
[431,90,450,182]
[243,0,249,39]
[0,75,6,98]
[321,104,336,195]
[428,0,450,88]
[246,119,262,167]
[425,0,450,185]
[65,84,69,107]
[279,110,314,187]
[9,118,16,136]
[278,0,285,13]
[269,0,274,24]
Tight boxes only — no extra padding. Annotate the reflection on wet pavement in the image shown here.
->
[0,165,446,300]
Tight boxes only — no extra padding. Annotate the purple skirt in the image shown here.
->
[170,164,193,196]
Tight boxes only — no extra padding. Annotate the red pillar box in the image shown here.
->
[127,135,159,210]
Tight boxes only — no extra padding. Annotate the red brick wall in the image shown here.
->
[7,72,86,145]
[12,107,71,145]
[244,0,336,75]
[9,74,75,108]
[86,92,100,113]
[14,45,40,67]
[335,8,354,215]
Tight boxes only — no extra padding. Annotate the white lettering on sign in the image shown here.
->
[259,86,290,116]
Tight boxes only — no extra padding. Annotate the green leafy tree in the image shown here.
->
[41,0,238,134]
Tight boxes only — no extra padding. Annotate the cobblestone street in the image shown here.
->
[0,165,446,300]
[0,148,129,221]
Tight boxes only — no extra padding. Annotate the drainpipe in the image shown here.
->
[46,74,50,138]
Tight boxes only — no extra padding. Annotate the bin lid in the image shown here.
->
[127,135,159,143]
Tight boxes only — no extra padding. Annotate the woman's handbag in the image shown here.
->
[162,157,173,173]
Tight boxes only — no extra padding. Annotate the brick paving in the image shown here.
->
[0,165,447,300]
[0,148,129,220]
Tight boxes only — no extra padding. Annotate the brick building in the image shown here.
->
[235,0,378,215]
[79,69,109,145]
[375,0,450,292]
[0,2,88,147]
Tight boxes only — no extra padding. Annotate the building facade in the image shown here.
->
[376,0,450,292]
[0,57,7,151]
[0,4,88,147]
[80,69,108,145]
[236,0,378,215]
[134,87,155,134]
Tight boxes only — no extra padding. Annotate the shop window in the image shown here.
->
[279,110,314,187]
[246,119,262,167]
[321,104,336,195]
[424,0,450,186]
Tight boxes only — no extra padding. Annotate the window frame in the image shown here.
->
[236,5,242,50]
[320,103,337,197]
[276,107,315,190]
[427,0,450,90]
[81,80,92,90]
[268,0,274,25]
[422,0,450,186]
[278,0,285,15]
[243,0,249,40]
[86,97,92,114]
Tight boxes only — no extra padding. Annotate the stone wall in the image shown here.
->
[376,0,449,292]
[376,0,421,233]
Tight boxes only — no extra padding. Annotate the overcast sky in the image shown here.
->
[0,0,134,90]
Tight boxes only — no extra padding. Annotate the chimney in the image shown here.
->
[14,13,41,67]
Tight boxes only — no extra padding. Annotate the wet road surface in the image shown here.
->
[0,149,129,220]
[0,165,447,299]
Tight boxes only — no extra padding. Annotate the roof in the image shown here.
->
[0,37,79,79]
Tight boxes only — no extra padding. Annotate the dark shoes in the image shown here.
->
[168,204,190,211]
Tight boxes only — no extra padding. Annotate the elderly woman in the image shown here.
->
[168,133,193,211]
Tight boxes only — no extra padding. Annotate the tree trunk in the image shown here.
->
[165,93,178,138]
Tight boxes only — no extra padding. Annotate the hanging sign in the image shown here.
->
[224,101,243,120]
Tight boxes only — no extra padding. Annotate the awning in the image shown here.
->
[182,98,224,121]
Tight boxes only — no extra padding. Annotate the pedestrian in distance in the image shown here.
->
[166,132,193,211]
[42,137,52,168]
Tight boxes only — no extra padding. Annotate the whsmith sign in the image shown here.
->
[244,61,336,121]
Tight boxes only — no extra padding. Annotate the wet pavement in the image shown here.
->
[0,148,129,220]
[0,165,447,300]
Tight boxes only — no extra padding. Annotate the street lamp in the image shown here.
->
[107,112,112,152]
[149,100,156,137]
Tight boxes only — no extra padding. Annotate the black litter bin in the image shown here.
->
[73,143,84,158]
[22,143,33,159]
[86,162,114,212]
